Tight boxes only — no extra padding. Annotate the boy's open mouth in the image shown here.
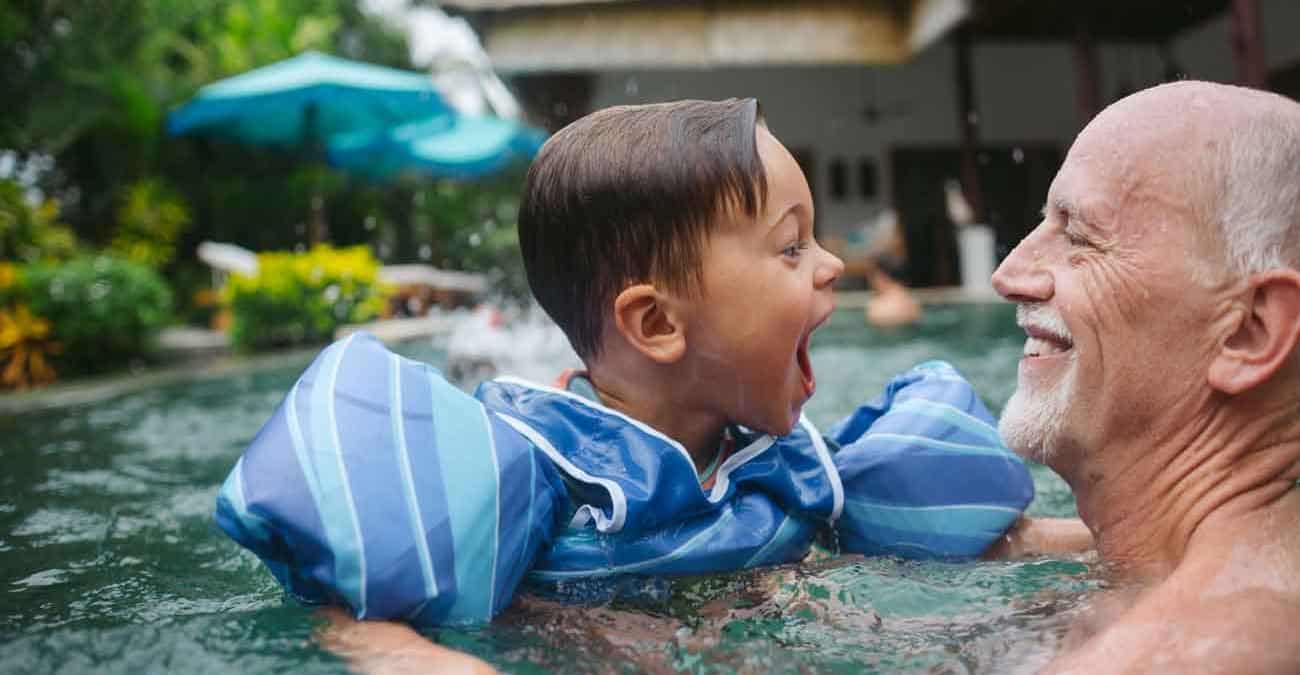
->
[797,332,815,397]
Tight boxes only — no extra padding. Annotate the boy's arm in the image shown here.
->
[214,333,567,627]
[316,607,497,675]
[981,516,1094,559]
[827,361,1037,559]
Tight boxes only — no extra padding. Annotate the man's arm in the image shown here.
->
[315,607,497,675]
[982,516,1094,559]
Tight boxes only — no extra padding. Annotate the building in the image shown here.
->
[446,0,1300,286]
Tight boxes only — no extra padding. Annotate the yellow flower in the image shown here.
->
[0,304,60,389]
[221,243,390,350]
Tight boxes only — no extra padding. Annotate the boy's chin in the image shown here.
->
[749,411,799,438]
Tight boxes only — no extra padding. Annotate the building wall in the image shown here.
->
[1172,0,1300,82]
[588,42,1142,238]
[579,0,1298,240]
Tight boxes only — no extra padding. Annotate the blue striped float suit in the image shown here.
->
[215,332,1033,626]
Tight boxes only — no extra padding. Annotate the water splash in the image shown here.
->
[444,304,582,387]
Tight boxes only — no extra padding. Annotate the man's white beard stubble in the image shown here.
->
[998,303,1076,464]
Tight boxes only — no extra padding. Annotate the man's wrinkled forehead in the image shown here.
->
[1073,82,1231,171]
[1049,93,1218,232]
[1045,132,1137,236]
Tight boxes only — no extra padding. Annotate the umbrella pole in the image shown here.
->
[304,102,330,245]
[310,191,329,245]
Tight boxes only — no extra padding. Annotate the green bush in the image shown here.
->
[110,178,191,270]
[402,172,530,301]
[224,244,388,352]
[0,179,79,263]
[20,255,173,375]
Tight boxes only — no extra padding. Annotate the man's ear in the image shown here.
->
[611,284,686,364]
[1208,269,1300,395]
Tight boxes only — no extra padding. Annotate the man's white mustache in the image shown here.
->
[1016,303,1072,343]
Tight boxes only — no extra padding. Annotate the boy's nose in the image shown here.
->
[816,246,844,289]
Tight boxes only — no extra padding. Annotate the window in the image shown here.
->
[829,158,848,201]
[858,158,878,199]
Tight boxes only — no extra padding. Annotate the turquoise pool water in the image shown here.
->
[0,304,1092,673]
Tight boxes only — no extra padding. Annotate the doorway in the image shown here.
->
[890,145,1061,287]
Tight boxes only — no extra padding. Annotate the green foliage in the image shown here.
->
[0,0,531,335]
[2,0,410,250]
[19,255,173,376]
[0,179,79,263]
[405,171,530,300]
[110,178,191,269]
[224,244,389,351]
[190,0,346,82]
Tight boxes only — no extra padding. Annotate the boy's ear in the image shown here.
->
[1208,269,1300,395]
[611,284,686,364]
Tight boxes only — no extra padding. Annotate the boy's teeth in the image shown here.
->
[1024,336,1068,357]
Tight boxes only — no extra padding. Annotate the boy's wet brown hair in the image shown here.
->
[518,98,768,359]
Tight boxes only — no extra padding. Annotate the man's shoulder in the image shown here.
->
[1146,586,1300,673]
[1051,583,1300,674]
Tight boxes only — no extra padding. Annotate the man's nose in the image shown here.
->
[991,226,1053,302]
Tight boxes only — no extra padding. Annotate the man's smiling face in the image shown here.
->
[991,93,1227,469]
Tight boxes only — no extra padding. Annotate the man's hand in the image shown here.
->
[315,607,497,675]
[982,516,1095,559]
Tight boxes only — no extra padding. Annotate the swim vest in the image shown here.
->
[215,332,1033,627]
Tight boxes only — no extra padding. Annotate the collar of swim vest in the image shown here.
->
[475,376,843,536]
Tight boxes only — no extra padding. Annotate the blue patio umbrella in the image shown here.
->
[167,51,452,146]
[326,115,547,182]
[167,51,454,240]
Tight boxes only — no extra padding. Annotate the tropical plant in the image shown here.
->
[0,303,61,390]
[223,244,389,351]
[0,179,79,263]
[404,171,530,300]
[109,178,191,269]
[2,0,410,250]
[20,255,173,376]
[0,261,61,389]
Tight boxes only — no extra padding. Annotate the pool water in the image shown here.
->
[1,304,1093,674]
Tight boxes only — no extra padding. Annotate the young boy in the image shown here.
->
[216,99,1066,633]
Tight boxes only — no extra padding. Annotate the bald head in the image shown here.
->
[1078,82,1300,279]
[1091,80,1290,130]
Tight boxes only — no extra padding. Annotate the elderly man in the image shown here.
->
[992,80,1300,674]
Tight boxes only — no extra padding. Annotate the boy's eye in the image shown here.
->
[782,241,810,258]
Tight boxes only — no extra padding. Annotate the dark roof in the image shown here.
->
[968,0,1229,41]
